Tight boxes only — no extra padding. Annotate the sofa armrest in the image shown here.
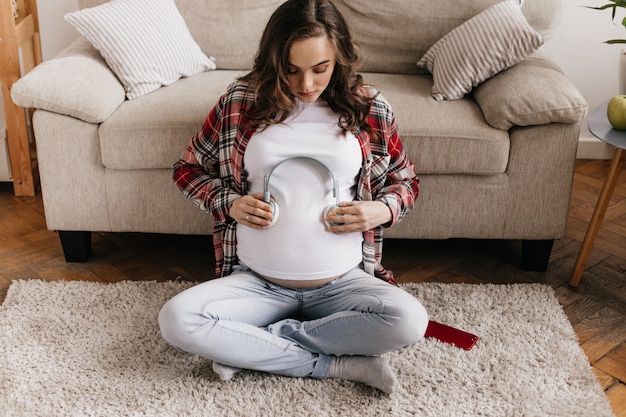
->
[11,37,126,124]
[472,53,588,131]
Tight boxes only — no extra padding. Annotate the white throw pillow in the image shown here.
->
[65,0,216,100]
[416,0,543,101]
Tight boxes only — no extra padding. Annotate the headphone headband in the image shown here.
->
[263,156,340,206]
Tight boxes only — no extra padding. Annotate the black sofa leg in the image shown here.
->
[58,231,92,262]
[521,239,554,272]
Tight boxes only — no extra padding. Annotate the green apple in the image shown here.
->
[607,95,626,130]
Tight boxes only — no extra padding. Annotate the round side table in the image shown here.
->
[570,100,626,287]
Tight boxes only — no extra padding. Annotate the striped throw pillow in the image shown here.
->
[416,0,543,101]
[65,0,216,100]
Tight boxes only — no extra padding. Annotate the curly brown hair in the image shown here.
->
[239,0,377,140]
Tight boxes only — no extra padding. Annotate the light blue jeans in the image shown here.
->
[158,266,428,380]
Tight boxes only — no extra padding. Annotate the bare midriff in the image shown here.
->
[261,274,340,289]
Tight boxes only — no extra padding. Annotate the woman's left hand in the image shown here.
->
[325,201,392,233]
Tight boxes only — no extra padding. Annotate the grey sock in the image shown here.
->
[326,356,398,395]
[212,361,241,381]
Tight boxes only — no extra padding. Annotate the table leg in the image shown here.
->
[569,147,624,287]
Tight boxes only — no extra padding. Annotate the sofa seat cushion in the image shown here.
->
[99,70,245,170]
[100,72,509,176]
[365,73,509,175]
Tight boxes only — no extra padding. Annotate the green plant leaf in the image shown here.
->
[587,1,626,43]
[584,5,617,10]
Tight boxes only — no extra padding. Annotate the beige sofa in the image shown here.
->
[11,0,587,271]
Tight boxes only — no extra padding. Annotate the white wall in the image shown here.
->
[15,1,626,158]
[36,0,79,61]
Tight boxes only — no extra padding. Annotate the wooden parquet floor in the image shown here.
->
[0,159,625,415]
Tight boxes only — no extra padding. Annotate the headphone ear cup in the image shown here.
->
[267,200,279,228]
[323,204,343,227]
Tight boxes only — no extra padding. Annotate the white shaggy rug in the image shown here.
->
[0,280,615,417]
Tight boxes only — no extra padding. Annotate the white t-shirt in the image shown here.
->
[236,100,363,280]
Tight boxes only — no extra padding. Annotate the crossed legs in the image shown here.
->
[158,267,428,393]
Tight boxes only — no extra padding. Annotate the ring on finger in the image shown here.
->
[245,215,250,221]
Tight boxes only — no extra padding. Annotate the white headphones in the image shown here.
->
[263,156,343,228]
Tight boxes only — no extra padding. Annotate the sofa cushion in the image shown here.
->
[333,0,563,74]
[416,0,543,101]
[177,0,283,70]
[100,72,509,176]
[79,0,283,71]
[11,38,126,124]
[77,0,564,75]
[365,74,510,175]
[99,71,245,170]
[472,54,589,130]
[65,0,216,100]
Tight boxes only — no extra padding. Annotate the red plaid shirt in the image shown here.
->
[173,81,418,284]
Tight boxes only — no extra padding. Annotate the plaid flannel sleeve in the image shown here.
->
[172,93,242,224]
[369,93,419,226]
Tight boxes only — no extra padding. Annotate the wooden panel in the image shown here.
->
[0,0,40,196]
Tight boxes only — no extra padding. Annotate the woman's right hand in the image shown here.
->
[229,193,274,228]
